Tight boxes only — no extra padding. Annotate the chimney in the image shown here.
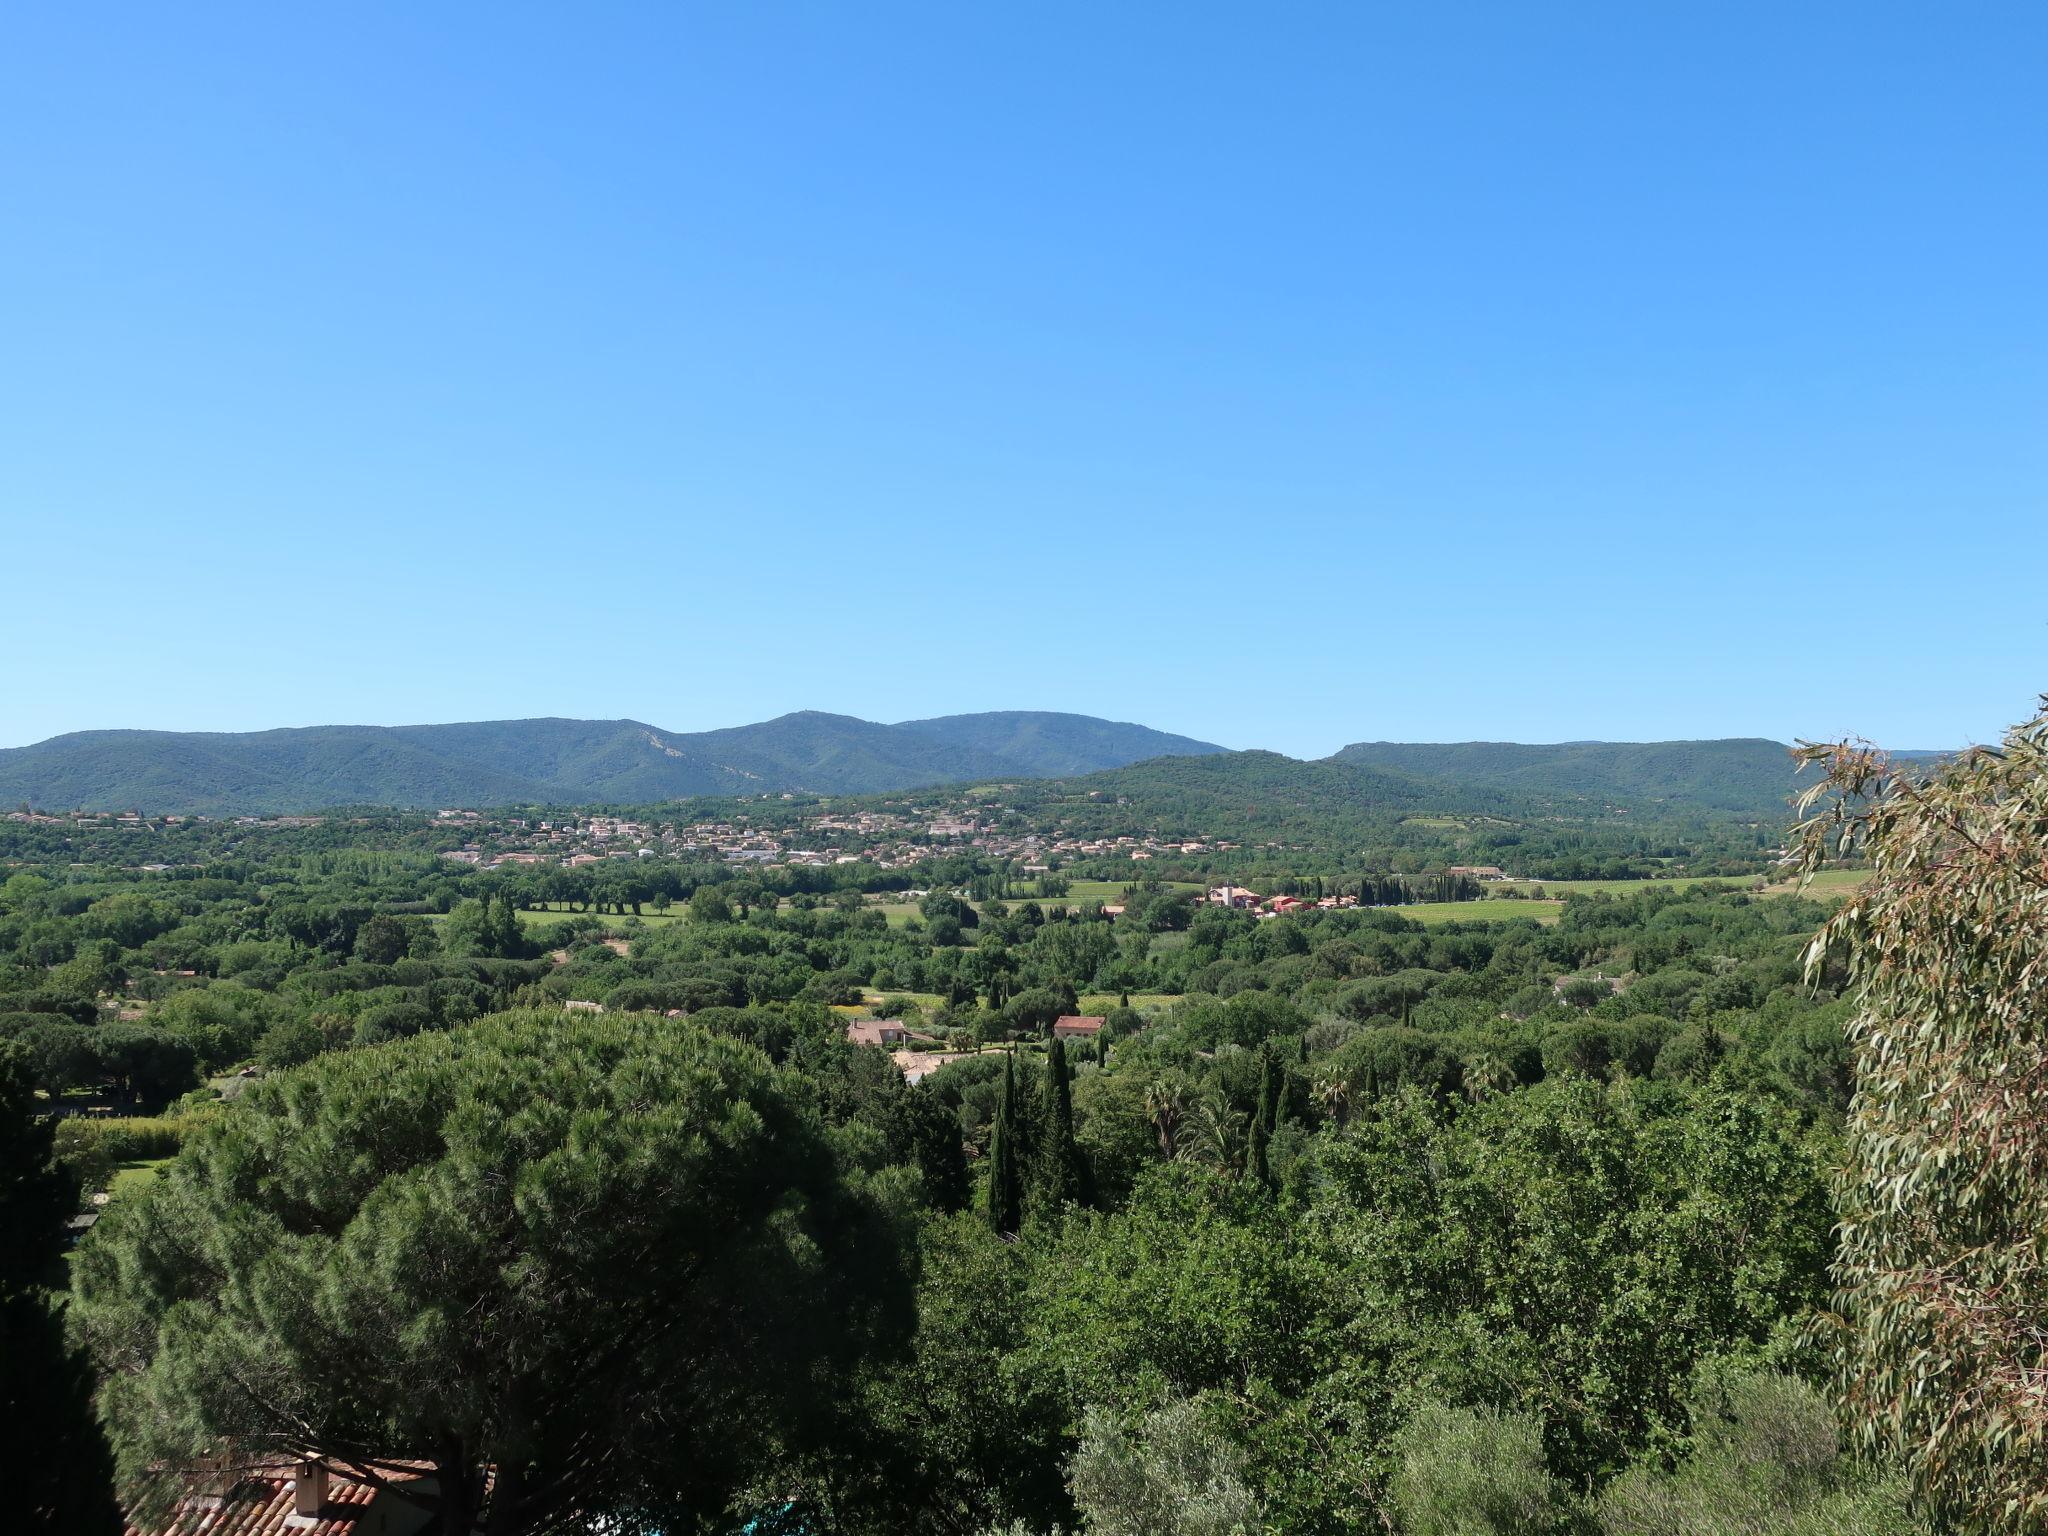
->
[294,1461,329,1516]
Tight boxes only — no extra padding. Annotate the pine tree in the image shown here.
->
[0,1046,122,1534]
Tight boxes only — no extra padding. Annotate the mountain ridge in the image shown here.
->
[1329,737,1801,815]
[0,712,1854,823]
[0,711,1228,815]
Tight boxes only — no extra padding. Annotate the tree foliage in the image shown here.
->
[73,1011,915,1535]
[0,1044,122,1534]
[1796,708,2048,1531]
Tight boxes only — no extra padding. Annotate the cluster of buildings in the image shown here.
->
[424,800,1243,876]
[437,812,787,870]
[1205,886,1377,916]
[5,808,206,829]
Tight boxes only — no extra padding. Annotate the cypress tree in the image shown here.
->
[1255,1047,1279,1136]
[1036,1036,1083,1214]
[987,1050,1022,1236]
[0,1046,122,1534]
[1248,1114,1272,1193]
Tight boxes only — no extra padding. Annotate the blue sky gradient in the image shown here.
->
[4,4,2043,756]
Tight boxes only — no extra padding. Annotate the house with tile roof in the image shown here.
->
[845,1018,910,1047]
[125,1461,437,1536]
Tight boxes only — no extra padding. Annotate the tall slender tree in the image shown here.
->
[1256,1046,1284,1137]
[1036,1036,1083,1215]
[987,1049,1022,1237]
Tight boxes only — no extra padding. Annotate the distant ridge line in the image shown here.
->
[0,710,1228,816]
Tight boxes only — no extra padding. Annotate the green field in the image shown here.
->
[1400,899,1565,926]
[860,991,945,1012]
[1079,992,1183,1014]
[1500,874,1751,897]
[1046,879,1204,906]
[1498,869,1870,901]
[1760,868,1871,898]
[107,1158,171,1198]
[1372,869,1871,928]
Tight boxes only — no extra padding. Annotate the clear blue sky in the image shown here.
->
[4,4,2044,757]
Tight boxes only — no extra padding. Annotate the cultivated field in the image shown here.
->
[1400,898,1565,926]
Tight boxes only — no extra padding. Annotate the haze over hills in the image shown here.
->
[0,711,1230,816]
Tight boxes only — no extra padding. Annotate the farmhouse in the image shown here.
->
[1207,886,1261,909]
[1052,1015,1105,1039]
[1447,865,1508,880]
[846,1018,911,1047]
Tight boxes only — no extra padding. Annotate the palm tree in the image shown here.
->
[1144,1078,1187,1162]
[1315,1069,1350,1130]
[1188,1092,1247,1175]
[1463,1052,1520,1103]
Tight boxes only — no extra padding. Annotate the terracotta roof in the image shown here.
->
[124,1464,392,1536]
[1052,1015,1105,1035]
[846,1018,909,1047]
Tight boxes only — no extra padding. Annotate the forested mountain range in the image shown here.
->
[1330,737,1805,815]
[0,711,1229,815]
[0,706,1837,824]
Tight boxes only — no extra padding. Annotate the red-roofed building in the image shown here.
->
[846,1018,910,1047]
[1053,1015,1105,1039]
[126,1461,436,1536]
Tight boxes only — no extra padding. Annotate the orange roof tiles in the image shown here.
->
[125,1465,401,1536]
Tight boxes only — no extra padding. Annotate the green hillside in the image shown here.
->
[1330,737,1803,817]
[893,710,1227,776]
[0,710,1218,815]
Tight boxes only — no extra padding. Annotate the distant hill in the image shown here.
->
[0,710,1220,815]
[893,711,1226,778]
[1329,738,1802,816]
